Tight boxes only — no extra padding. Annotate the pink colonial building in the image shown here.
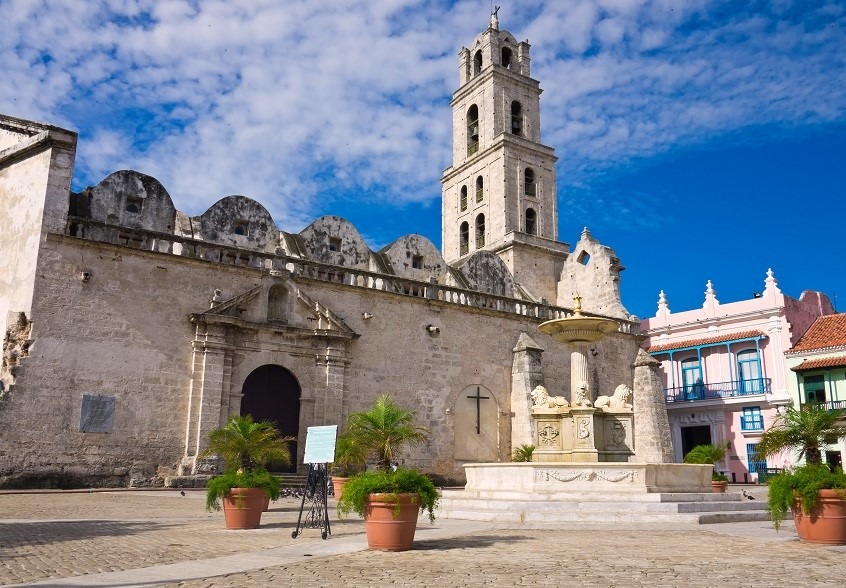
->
[641,270,834,483]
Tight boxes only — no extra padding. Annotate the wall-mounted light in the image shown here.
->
[425,324,440,334]
[362,312,374,320]
[80,271,91,282]
[590,347,598,357]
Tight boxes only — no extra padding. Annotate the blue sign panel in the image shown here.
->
[303,425,338,464]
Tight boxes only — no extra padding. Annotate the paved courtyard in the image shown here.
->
[1,488,845,587]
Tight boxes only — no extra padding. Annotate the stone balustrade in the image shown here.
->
[64,216,640,334]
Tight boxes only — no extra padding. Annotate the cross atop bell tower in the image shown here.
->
[440,13,567,302]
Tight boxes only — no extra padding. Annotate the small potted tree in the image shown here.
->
[757,403,846,544]
[683,442,730,492]
[204,415,292,529]
[336,395,439,551]
[330,431,366,499]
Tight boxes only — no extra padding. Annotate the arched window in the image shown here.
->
[525,208,537,235]
[473,50,482,75]
[737,349,763,394]
[524,168,535,196]
[459,222,469,256]
[501,47,512,69]
[511,101,522,135]
[476,175,484,202]
[460,185,468,211]
[475,214,485,248]
[467,105,479,156]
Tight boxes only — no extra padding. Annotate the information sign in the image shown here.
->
[303,425,337,464]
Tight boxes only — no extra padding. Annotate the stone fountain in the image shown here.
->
[435,296,766,523]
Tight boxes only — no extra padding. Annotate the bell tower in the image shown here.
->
[440,12,568,301]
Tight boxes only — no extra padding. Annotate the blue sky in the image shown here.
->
[3,0,845,320]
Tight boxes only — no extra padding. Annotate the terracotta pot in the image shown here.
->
[332,476,350,500]
[222,487,266,529]
[363,493,420,551]
[711,481,728,493]
[791,490,846,545]
[262,493,271,512]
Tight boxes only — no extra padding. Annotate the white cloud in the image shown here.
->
[0,0,844,234]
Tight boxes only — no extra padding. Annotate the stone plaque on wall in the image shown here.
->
[80,395,115,433]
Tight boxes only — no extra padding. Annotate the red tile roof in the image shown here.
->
[646,330,764,353]
[790,355,846,371]
[790,314,846,353]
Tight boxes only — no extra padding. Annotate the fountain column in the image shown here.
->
[570,341,590,405]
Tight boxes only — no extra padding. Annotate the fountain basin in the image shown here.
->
[462,462,712,495]
[538,316,619,343]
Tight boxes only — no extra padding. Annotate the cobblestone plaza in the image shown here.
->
[2,489,845,587]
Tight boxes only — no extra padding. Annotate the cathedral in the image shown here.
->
[0,16,642,487]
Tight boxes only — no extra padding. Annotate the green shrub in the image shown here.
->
[205,468,281,511]
[767,464,846,530]
[336,468,439,523]
[512,444,535,462]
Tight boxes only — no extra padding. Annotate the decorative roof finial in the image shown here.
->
[490,5,500,30]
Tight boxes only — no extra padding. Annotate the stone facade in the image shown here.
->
[0,20,643,488]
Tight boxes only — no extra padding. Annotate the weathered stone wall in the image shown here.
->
[0,116,76,349]
[558,227,630,320]
[81,170,176,233]
[0,227,641,486]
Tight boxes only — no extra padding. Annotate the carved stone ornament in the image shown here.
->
[536,469,638,484]
[577,418,590,439]
[608,421,626,448]
[538,425,560,446]
[531,385,569,409]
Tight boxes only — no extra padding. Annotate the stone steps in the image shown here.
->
[437,490,770,524]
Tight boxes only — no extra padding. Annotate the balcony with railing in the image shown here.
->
[740,415,764,432]
[665,378,771,404]
[798,400,846,412]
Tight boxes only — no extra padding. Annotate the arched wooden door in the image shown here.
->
[240,365,301,473]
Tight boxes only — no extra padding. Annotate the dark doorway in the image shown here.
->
[680,425,712,460]
[240,365,301,473]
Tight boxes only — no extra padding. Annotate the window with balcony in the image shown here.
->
[737,349,763,394]
[741,406,763,431]
[681,357,703,400]
[803,374,826,404]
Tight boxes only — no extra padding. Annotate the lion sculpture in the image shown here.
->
[594,384,633,410]
[530,385,569,409]
[574,380,592,407]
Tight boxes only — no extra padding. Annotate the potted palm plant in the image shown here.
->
[683,442,730,492]
[757,403,846,544]
[204,415,292,529]
[335,395,438,551]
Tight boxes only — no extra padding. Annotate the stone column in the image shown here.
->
[570,342,590,404]
[511,333,545,449]
[632,349,674,463]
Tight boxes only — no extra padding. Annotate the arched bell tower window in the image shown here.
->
[473,50,482,75]
[525,208,537,235]
[476,176,484,202]
[511,101,523,135]
[524,168,536,196]
[501,47,513,69]
[460,222,469,256]
[460,185,468,211]
[467,105,479,156]
[475,213,485,248]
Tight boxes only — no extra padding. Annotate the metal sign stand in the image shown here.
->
[291,462,331,539]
